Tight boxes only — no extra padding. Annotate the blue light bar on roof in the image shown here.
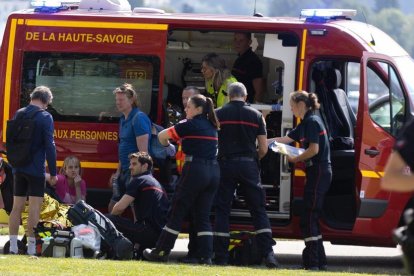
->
[31,0,80,9]
[301,9,357,18]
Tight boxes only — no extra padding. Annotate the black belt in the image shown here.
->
[220,156,256,162]
[185,155,218,165]
[305,160,331,168]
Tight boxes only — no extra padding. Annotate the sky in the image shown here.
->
[0,1,30,42]
[143,0,266,15]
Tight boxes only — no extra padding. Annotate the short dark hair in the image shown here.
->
[128,151,153,170]
[30,86,53,104]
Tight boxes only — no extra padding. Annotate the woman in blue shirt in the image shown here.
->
[108,83,152,212]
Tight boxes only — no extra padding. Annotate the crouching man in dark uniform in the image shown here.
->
[106,152,169,259]
[213,82,278,268]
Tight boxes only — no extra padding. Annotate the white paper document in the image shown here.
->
[269,141,304,157]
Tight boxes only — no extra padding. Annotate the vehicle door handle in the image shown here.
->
[364,149,380,157]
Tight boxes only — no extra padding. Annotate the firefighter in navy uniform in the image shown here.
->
[213,82,278,268]
[144,94,220,264]
[271,90,331,270]
[107,152,169,258]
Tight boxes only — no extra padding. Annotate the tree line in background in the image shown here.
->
[136,0,414,58]
[268,0,414,57]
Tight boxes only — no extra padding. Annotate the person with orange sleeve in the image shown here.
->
[144,94,220,264]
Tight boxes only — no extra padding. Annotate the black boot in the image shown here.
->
[264,251,279,268]
[318,239,327,270]
[143,248,170,262]
[302,241,319,270]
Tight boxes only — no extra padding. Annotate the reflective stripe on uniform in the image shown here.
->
[197,231,213,236]
[304,235,322,242]
[214,232,230,237]
[175,142,185,174]
[163,226,180,235]
[181,135,218,141]
[256,228,272,234]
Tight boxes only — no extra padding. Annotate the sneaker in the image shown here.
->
[264,251,279,268]
[8,248,25,255]
[143,248,169,263]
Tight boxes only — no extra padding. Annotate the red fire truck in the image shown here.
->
[1,0,413,247]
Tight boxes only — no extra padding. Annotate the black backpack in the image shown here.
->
[67,200,133,260]
[6,107,42,167]
[228,231,262,266]
[150,123,168,160]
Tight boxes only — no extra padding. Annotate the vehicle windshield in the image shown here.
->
[394,56,414,111]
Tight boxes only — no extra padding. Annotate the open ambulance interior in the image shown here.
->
[18,26,367,229]
[164,29,298,225]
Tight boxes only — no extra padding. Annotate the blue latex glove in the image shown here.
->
[165,143,176,157]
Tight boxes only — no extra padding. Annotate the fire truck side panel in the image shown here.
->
[0,13,169,208]
[1,6,414,247]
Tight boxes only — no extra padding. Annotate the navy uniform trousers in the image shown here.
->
[155,159,219,259]
[214,159,275,262]
[106,214,160,251]
[301,162,332,268]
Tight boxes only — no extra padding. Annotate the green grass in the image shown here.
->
[0,255,391,276]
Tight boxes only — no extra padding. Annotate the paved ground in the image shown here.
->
[0,235,405,274]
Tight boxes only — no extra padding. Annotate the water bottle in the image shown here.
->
[112,177,119,197]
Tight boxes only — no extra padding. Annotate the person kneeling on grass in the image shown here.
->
[106,152,169,259]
